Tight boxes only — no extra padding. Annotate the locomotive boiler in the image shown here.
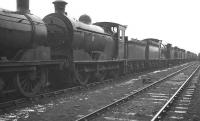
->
[0,0,62,97]
[0,0,48,61]
[43,1,119,62]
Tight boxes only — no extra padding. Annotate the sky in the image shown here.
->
[0,0,200,54]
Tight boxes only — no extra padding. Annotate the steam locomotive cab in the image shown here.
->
[94,22,127,60]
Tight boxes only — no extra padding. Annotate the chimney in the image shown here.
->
[166,44,172,59]
[53,0,67,14]
[17,0,30,13]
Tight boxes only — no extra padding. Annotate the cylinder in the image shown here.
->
[17,0,30,13]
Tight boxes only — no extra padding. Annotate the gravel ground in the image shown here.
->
[161,66,200,121]
[0,62,193,121]
[92,63,197,121]
[182,68,200,121]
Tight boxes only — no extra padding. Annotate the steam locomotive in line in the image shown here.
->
[0,0,197,97]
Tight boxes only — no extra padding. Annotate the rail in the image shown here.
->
[151,65,200,121]
[75,64,194,121]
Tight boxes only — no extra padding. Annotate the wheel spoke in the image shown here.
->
[75,70,90,85]
[20,79,26,88]
[15,69,46,97]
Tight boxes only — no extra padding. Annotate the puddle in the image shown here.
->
[170,116,184,119]
[104,116,138,121]
[150,95,169,98]
[175,107,188,110]
[171,73,188,81]
[117,79,138,86]
[180,99,190,103]
[165,81,183,86]
[148,93,168,96]
[174,110,187,114]
[152,69,168,74]
[182,97,190,100]
[152,101,162,104]
[113,111,136,116]
[76,114,84,118]
[184,94,192,97]
[141,98,167,101]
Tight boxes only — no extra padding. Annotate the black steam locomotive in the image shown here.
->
[0,0,197,97]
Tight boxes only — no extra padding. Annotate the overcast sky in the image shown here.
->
[0,0,200,54]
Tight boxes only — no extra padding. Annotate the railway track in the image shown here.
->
[0,79,114,112]
[75,63,199,121]
[152,64,200,121]
[0,62,195,120]
[0,68,153,111]
[0,63,191,112]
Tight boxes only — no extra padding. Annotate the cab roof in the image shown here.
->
[94,22,127,28]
